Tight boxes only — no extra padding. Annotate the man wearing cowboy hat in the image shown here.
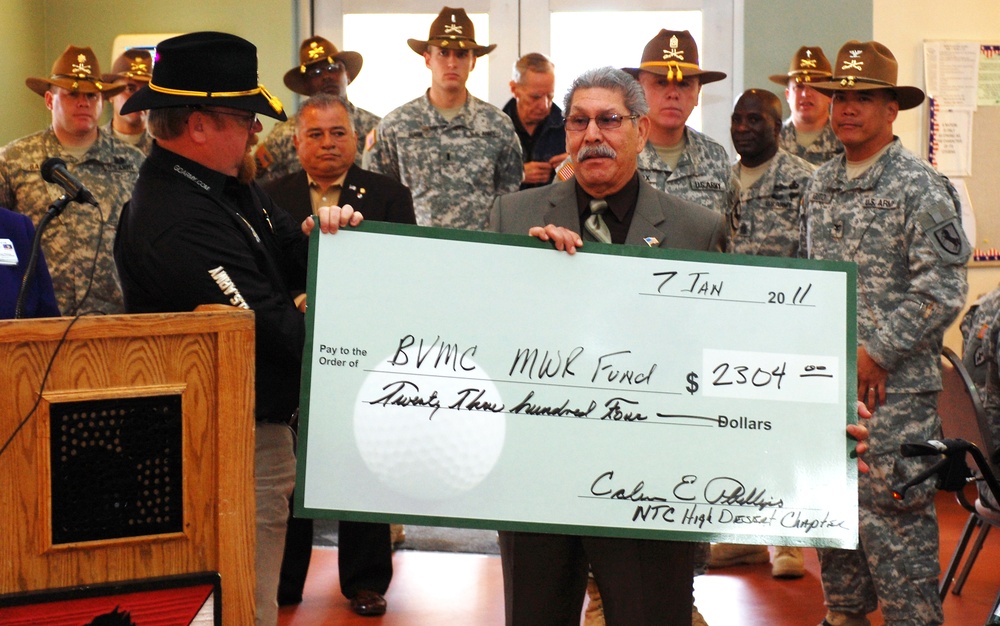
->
[112,31,362,626]
[625,29,737,217]
[0,44,144,316]
[255,35,380,184]
[363,6,522,230]
[103,48,155,155]
[618,29,736,626]
[769,46,843,166]
[802,40,969,626]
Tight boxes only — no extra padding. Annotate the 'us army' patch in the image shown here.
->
[691,180,723,191]
[863,197,897,210]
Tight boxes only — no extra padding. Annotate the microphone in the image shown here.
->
[40,157,99,206]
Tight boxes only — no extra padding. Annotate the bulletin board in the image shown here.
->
[963,105,1000,259]
[925,42,1000,263]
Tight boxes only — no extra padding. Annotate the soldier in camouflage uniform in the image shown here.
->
[803,41,970,626]
[255,36,380,183]
[620,30,737,626]
[708,89,817,580]
[960,289,1000,511]
[0,45,143,315]
[362,7,522,230]
[624,29,738,216]
[102,49,154,155]
[728,89,814,258]
[770,46,844,167]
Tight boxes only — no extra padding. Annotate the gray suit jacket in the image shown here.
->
[489,177,727,253]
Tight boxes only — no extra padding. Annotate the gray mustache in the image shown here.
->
[577,144,617,161]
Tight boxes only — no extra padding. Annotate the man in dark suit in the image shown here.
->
[489,66,725,626]
[261,93,416,617]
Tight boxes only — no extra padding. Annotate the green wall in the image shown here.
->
[0,0,48,144]
[742,0,873,117]
[0,0,296,145]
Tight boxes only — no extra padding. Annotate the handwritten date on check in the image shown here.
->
[298,223,858,548]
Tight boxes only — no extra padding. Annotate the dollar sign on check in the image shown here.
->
[686,372,699,394]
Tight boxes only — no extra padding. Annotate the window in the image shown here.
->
[343,13,491,118]
[313,1,736,147]
[549,11,703,129]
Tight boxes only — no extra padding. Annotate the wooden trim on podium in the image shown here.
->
[0,310,256,625]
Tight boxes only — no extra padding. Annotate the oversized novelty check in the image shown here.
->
[298,223,859,548]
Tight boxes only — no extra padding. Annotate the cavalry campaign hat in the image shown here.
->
[283,36,363,95]
[769,46,832,85]
[102,48,154,84]
[811,40,925,111]
[120,31,287,121]
[407,7,496,57]
[26,45,125,97]
[624,29,727,84]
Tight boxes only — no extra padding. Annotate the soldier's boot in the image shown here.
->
[708,543,770,568]
[390,524,405,548]
[692,604,710,626]
[771,546,805,578]
[818,611,871,626]
[583,575,605,626]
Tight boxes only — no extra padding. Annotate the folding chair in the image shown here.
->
[894,347,1000,624]
[936,347,1000,601]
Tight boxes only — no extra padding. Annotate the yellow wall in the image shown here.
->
[874,0,1000,153]
[873,0,1000,353]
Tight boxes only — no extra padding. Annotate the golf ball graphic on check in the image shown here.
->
[353,348,506,501]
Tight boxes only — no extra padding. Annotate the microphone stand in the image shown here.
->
[14,194,71,319]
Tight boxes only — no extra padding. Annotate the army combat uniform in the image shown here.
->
[255,101,381,184]
[778,119,843,167]
[803,138,970,625]
[0,128,143,315]
[959,289,1000,511]
[363,92,523,230]
[637,126,738,216]
[101,121,154,156]
[728,148,814,257]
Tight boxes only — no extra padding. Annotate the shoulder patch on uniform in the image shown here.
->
[927,217,970,262]
[555,158,575,181]
[365,128,377,151]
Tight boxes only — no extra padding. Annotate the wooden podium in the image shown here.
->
[0,309,256,624]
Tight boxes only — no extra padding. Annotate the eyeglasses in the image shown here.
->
[200,108,259,131]
[564,113,640,132]
[308,63,344,77]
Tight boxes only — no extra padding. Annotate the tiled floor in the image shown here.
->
[279,491,999,625]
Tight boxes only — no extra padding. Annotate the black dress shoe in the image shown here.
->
[350,589,387,616]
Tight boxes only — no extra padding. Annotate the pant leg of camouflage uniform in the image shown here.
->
[818,393,944,625]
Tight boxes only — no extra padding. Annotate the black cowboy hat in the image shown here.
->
[121,31,286,121]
